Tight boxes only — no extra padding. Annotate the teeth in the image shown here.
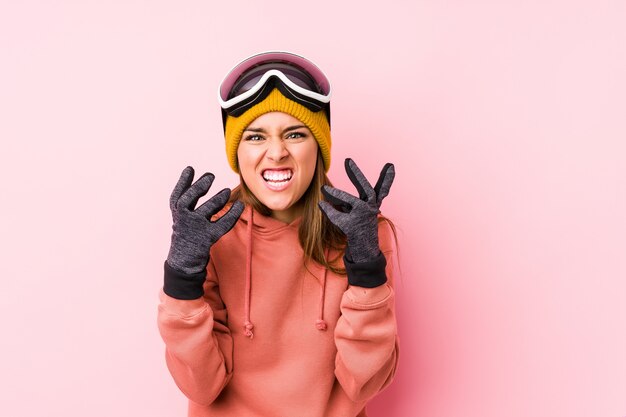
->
[263,169,293,182]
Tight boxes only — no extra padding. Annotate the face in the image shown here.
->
[237,112,319,224]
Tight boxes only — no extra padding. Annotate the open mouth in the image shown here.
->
[262,168,293,185]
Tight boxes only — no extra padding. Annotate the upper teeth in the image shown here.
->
[263,169,292,182]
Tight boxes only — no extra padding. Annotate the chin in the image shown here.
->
[258,195,297,212]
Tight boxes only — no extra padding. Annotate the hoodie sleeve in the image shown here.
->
[333,219,400,402]
[157,257,233,406]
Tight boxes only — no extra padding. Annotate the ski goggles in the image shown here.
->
[218,51,332,119]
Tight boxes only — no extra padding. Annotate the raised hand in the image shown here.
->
[318,158,395,263]
[167,166,244,274]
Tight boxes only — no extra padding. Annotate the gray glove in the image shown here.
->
[319,158,395,263]
[166,166,244,274]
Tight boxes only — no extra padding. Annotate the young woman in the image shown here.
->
[158,51,399,417]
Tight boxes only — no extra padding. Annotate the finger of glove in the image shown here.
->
[195,187,231,219]
[321,185,361,211]
[318,201,348,227]
[177,172,215,210]
[170,166,195,211]
[321,186,350,212]
[213,200,245,235]
[345,158,376,202]
[374,163,395,206]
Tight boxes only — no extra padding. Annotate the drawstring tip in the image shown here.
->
[315,319,327,331]
[243,321,254,339]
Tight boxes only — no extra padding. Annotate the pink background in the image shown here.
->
[1,1,625,416]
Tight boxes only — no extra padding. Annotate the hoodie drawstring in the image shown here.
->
[242,206,330,337]
[243,207,254,339]
[315,248,330,331]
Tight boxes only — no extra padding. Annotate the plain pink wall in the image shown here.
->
[1,1,625,416]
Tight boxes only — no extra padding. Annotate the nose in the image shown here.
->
[265,138,289,162]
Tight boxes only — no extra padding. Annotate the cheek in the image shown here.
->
[300,143,319,178]
[237,145,257,176]
[236,148,260,191]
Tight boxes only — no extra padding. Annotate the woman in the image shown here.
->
[158,51,399,417]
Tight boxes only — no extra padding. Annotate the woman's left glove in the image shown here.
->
[318,159,395,287]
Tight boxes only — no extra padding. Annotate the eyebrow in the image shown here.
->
[283,124,307,132]
[243,124,307,133]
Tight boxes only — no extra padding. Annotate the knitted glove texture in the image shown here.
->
[166,166,244,274]
[319,158,395,263]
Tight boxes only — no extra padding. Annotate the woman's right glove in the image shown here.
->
[164,166,244,299]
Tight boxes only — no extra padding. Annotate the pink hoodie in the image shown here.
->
[157,206,399,417]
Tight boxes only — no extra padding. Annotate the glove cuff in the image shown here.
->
[163,261,206,300]
[344,251,387,288]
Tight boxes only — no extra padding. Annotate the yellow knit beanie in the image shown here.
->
[224,88,331,173]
